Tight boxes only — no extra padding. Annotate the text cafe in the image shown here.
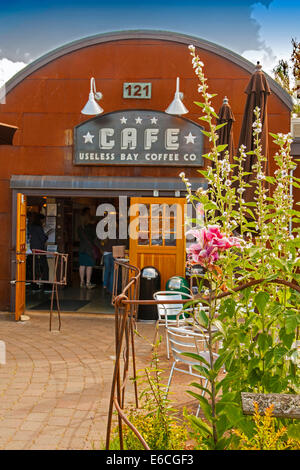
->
[0,30,293,318]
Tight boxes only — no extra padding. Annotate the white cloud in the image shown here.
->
[241,1,299,80]
[0,57,27,103]
[241,48,276,76]
[0,57,27,86]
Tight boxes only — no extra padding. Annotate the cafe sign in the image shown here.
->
[74,109,204,166]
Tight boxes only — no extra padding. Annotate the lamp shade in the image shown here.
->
[81,77,104,115]
[81,92,104,115]
[165,77,188,115]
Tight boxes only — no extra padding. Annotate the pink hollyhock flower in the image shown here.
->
[187,225,240,270]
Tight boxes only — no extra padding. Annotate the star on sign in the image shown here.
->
[184,132,197,144]
[150,117,158,124]
[135,116,143,124]
[83,131,94,144]
[120,116,127,124]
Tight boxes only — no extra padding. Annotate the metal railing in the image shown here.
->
[105,260,195,450]
[13,249,68,331]
[106,259,142,449]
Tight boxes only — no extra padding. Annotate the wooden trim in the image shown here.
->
[10,190,18,313]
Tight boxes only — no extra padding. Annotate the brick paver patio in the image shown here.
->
[0,312,196,450]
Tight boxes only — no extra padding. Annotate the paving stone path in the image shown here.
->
[0,312,195,450]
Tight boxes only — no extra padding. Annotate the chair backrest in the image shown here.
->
[167,326,209,366]
[153,291,192,322]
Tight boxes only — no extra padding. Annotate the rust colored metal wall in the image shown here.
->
[0,32,292,310]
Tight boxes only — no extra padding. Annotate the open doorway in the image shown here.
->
[25,195,127,314]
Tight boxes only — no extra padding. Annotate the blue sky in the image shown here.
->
[0,0,299,83]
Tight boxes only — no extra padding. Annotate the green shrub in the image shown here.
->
[109,407,188,450]
[231,403,300,450]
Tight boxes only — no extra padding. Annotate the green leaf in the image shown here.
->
[197,170,208,178]
[265,176,275,184]
[193,364,217,381]
[215,413,231,438]
[187,391,212,420]
[258,333,272,352]
[245,207,255,218]
[255,291,270,314]
[235,417,255,438]
[201,129,213,137]
[198,116,211,123]
[194,101,205,109]
[263,374,283,393]
[220,298,236,318]
[181,352,210,368]
[287,423,300,440]
[201,152,214,161]
[273,346,287,364]
[285,315,298,334]
[248,356,261,372]
[263,349,274,368]
[212,320,226,338]
[213,350,233,373]
[216,144,228,153]
[215,122,227,131]
[187,414,213,436]
[210,110,219,119]
[279,328,295,349]
[248,368,262,386]
[223,404,243,425]
[204,201,219,211]
[197,309,209,328]
[189,381,212,397]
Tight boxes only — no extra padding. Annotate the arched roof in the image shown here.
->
[4,29,293,110]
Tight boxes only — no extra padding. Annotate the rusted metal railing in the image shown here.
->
[106,260,141,450]
[105,260,195,450]
[14,250,68,331]
[32,250,68,331]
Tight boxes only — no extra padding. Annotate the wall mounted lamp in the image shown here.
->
[81,77,104,115]
[165,77,188,116]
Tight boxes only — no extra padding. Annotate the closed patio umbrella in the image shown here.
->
[216,96,235,161]
[237,61,271,201]
[0,122,18,145]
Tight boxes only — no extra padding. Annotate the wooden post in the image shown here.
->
[241,392,300,419]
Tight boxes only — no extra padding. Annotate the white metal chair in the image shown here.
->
[153,290,193,359]
[166,325,219,416]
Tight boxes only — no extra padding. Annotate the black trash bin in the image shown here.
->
[138,266,161,321]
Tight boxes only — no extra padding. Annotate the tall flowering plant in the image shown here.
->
[180,45,300,450]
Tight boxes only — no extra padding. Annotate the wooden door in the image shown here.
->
[129,197,186,289]
[15,193,27,321]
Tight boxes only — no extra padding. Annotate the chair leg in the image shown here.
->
[166,329,170,359]
[152,321,159,349]
[166,361,175,397]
